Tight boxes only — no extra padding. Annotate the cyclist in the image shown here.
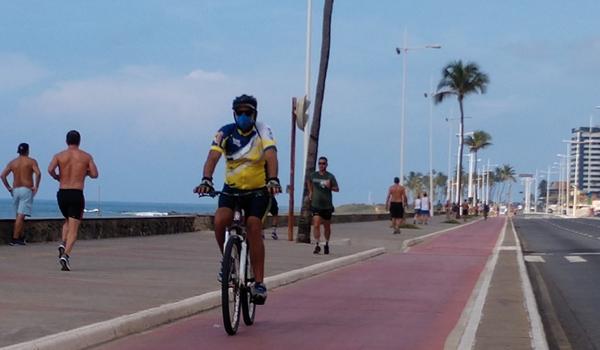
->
[194,94,281,305]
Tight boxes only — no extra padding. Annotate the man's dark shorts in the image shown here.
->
[269,196,279,216]
[218,185,270,219]
[311,207,333,221]
[57,189,85,220]
[390,202,404,219]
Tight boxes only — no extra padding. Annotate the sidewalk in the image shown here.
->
[0,216,453,348]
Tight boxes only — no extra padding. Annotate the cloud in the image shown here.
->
[19,66,241,136]
[0,53,49,92]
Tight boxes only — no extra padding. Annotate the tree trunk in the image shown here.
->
[297,0,334,243]
[456,97,465,216]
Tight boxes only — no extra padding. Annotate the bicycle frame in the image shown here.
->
[224,209,251,289]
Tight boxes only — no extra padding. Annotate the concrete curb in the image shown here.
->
[2,247,385,350]
[401,218,484,252]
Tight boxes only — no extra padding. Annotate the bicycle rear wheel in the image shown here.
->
[241,253,256,325]
[222,236,242,335]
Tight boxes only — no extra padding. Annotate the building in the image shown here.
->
[570,127,600,195]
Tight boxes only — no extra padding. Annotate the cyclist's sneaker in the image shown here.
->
[251,282,267,305]
[271,230,278,240]
[60,255,71,271]
[8,239,17,246]
[313,244,321,254]
[58,244,66,258]
[324,244,329,255]
[217,259,237,285]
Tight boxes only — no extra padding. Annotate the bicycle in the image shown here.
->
[200,189,267,335]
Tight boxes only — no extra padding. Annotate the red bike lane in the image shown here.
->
[97,217,505,350]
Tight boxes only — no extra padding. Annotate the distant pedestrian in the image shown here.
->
[308,156,339,254]
[386,177,407,234]
[445,200,452,219]
[267,195,279,240]
[483,203,490,220]
[452,202,460,219]
[1,143,41,245]
[462,200,469,222]
[413,194,421,224]
[419,192,431,225]
[48,130,99,271]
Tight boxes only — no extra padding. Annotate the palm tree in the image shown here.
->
[404,171,424,203]
[500,164,517,204]
[435,61,489,216]
[298,0,334,243]
[464,130,492,203]
[433,170,448,204]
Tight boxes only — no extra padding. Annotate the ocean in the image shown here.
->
[0,198,217,219]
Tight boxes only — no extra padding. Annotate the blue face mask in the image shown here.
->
[235,114,255,132]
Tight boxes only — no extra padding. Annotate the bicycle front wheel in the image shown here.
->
[222,236,242,335]
[241,253,256,325]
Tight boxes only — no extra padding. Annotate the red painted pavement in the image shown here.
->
[97,218,505,350]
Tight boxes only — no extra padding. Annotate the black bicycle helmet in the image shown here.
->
[232,94,258,111]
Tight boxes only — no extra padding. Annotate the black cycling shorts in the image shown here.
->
[218,185,270,219]
[57,189,85,220]
[311,207,333,221]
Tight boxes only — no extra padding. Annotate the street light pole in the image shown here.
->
[395,31,440,185]
[301,0,313,182]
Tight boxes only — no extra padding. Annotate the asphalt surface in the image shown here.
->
[514,217,600,349]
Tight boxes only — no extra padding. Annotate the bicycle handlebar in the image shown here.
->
[197,188,268,198]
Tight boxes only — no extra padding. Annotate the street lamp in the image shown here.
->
[557,153,570,216]
[395,29,440,185]
[300,0,314,182]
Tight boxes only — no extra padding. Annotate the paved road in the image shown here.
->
[514,217,600,349]
[94,218,505,350]
[0,216,458,348]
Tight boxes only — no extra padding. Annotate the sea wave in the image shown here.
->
[121,211,170,217]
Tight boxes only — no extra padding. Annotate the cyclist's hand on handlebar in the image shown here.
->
[194,177,214,195]
[267,177,282,195]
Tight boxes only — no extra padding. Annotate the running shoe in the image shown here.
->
[313,244,321,254]
[251,282,268,305]
[58,244,65,258]
[8,238,26,246]
[324,244,329,255]
[60,255,71,271]
[271,231,278,240]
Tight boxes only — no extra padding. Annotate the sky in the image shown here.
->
[1,1,599,206]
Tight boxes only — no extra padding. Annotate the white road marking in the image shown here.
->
[499,246,518,251]
[455,218,508,350]
[565,256,587,263]
[524,255,546,263]
[512,220,549,350]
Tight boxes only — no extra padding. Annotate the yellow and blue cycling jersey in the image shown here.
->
[211,122,277,190]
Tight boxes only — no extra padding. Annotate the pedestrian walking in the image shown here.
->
[1,143,41,245]
[308,156,339,254]
[419,192,431,225]
[413,194,421,224]
[386,177,407,234]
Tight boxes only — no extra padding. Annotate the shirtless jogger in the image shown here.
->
[48,130,98,271]
[1,143,41,245]
[386,177,407,234]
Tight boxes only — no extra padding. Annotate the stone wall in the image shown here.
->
[0,213,390,244]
